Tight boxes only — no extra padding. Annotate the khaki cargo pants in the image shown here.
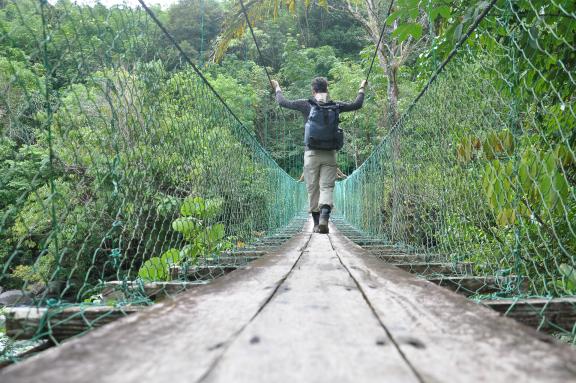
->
[304,149,337,213]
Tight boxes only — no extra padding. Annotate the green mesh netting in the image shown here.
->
[335,0,575,341]
[0,0,306,359]
[1,0,575,365]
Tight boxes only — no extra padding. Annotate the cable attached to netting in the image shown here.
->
[365,0,396,83]
[238,0,277,96]
[348,0,395,168]
[408,0,498,109]
[238,0,295,173]
[136,0,287,171]
[352,0,498,173]
[136,0,241,123]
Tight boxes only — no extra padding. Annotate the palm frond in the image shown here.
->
[213,0,330,62]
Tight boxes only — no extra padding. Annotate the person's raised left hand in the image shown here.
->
[270,80,280,92]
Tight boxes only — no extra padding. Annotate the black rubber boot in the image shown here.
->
[318,205,331,234]
[312,212,320,233]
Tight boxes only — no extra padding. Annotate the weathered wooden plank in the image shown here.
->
[330,225,576,382]
[201,234,418,383]
[221,250,267,257]
[481,298,576,333]
[353,239,390,245]
[426,275,518,296]
[331,231,363,237]
[0,341,51,369]
[104,280,207,298]
[362,245,419,255]
[4,219,575,383]
[394,262,474,275]
[369,253,434,263]
[1,226,311,383]
[187,265,242,281]
[5,306,143,341]
[263,234,293,239]
[253,239,289,245]
[363,247,449,263]
[5,253,276,344]
[426,275,526,297]
[195,255,261,267]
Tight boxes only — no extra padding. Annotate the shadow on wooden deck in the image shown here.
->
[2,221,575,383]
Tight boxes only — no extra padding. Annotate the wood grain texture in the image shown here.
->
[394,262,474,275]
[481,297,576,333]
[5,306,143,341]
[1,225,311,383]
[329,224,576,383]
[200,234,418,383]
[425,275,512,296]
[3,219,576,383]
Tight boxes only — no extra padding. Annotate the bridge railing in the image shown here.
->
[335,1,575,307]
[0,0,305,355]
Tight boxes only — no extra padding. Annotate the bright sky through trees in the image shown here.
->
[51,0,180,8]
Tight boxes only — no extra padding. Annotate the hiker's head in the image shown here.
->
[311,77,328,95]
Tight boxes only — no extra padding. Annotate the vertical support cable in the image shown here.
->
[39,0,60,268]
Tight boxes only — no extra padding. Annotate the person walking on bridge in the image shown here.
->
[271,77,366,233]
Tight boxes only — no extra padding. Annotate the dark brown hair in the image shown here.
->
[311,77,328,93]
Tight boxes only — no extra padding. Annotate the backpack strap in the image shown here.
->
[308,98,337,107]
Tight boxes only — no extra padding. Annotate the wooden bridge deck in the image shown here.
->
[2,222,576,383]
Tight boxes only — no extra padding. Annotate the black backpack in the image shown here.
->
[304,99,343,150]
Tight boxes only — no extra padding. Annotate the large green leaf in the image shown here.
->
[138,257,169,282]
[180,196,223,219]
[160,248,181,265]
[172,217,197,237]
[429,5,451,21]
[180,244,201,261]
[482,159,516,226]
[392,23,423,42]
[198,223,226,246]
[180,196,206,217]
[208,223,225,242]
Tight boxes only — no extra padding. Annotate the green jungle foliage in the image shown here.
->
[0,0,574,308]
[335,0,575,298]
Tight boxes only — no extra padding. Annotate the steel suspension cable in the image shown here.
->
[238,0,293,171]
[238,0,275,89]
[365,0,396,83]
[137,0,241,123]
[354,0,498,172]
[348,0,395,168]
[136,0,286,170]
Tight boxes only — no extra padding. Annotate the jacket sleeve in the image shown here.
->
[337,92,365,112]
[275,91,309,114]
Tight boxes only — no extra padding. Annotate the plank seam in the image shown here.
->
[196,233,313,383]
[328,234,426,383]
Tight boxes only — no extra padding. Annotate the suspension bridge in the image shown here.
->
[0,0,575,382]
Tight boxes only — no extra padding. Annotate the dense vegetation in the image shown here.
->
[334,0,576,297]
[0,0,574,308]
